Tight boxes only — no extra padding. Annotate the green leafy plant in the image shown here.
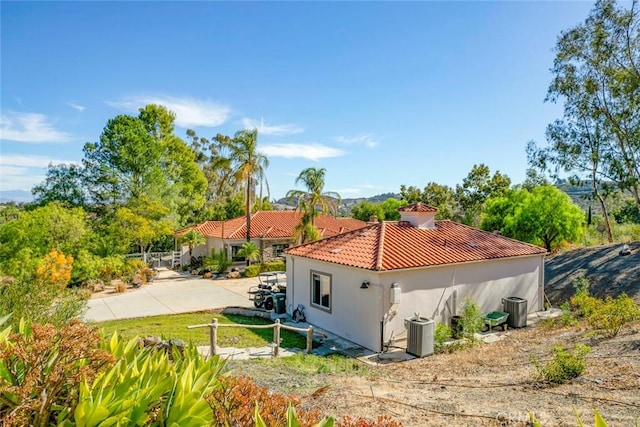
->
[434,323,452,353]
[207,375,323,425]
[0,318,115,426]
[203,248,233,274]
[532,343,591,384]
[237,241,260,264]
[587,293,640,338]
[459,299,484,341]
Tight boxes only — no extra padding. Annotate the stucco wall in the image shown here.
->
[286,254,544,352]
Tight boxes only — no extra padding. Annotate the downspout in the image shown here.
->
[539,255,545,311]
[289,256,295,315]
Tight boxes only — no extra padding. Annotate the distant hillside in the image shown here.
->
[275,192,401,215]
[0,190,33,204]
[545,242,640,304]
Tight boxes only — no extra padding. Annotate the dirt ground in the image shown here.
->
[262,322,639,426]
[545,242,640,304]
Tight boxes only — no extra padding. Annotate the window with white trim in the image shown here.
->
[311,271,331,312]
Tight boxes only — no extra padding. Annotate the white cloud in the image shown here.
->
[0,154,78,191]
[108,95,231,128]
[0,166,29,176]
[242,118,303,136]
[334,187,363,195]
[0,112,73,143]
[67,102,86,112]
[259,143,345,161]
[334,133,379,148]
[0,154,75,168]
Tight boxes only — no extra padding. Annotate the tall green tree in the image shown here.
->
[81,104,206,225]
[212,129,269,253]
[456,164,511,226]
[545,0,640,211]
[286,167,341,226]
[32,163,88,208]
[400,183,458,220]
[482,185,584,252]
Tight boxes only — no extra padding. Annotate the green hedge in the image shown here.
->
[243,261,286,277]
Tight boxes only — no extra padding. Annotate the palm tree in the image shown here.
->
[180,229,205,266]
[291,209,322,244]
[286,167,341,226]
[237,241,260,264]
[212,130,269,262]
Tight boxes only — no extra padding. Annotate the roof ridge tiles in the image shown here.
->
[375,222,386,271]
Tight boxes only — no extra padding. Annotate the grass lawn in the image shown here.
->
[92,311,308,348]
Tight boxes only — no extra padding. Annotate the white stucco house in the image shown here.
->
[285,202,547,352]
[175,211,366,266]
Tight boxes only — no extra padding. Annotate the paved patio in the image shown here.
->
[85,268,258,322]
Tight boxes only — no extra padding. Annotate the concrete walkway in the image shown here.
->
[85,268,257,322]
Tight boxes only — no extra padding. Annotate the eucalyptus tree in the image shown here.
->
[211,129,269,247]
[455,164,511,227]
[32,163,88,208]
[545,0,640,211]
[286,167,341,226]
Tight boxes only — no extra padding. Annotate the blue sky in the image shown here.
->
[1,1,594,201]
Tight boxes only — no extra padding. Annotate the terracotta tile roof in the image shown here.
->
[398,202,438,212]
[177,211,367,240]
[286,220,546,271]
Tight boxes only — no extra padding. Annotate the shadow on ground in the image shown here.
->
[545,241,640,305]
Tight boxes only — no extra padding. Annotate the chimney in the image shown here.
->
[398,202,438,229]
[368,215,378,223]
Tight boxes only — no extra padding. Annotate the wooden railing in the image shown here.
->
[187,318,317,357]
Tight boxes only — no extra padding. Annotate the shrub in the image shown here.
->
[434,323,452,353]
[0,249,86,327]
[206,375,322,426]
[244,264,262,278]
[71,249,104,285]
[532,344,590,384]
[0,319,115,426]
[243,261,286,278]
[568,275,600,318]
[203,249,232,274]
[98,255,127,281]
[263,261,286,272]
[587,293,640,338]
[459,299,484,341]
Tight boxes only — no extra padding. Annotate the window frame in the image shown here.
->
[272,243,290,257]
[310,270,332,312]
[230,245,245,262]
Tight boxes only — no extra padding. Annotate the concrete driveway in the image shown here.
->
[85,269,260,322]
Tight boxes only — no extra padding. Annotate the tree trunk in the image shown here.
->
[595,193,614,243]
[245,178,251,266]
[590,169,614,243]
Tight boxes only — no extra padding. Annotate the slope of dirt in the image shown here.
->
[545,241,640,305]
[240,323,640,426]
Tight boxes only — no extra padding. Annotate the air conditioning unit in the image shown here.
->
[502,297,528,328]
[404,316,434,357]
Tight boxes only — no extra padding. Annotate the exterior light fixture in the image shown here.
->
[360,281,369,289]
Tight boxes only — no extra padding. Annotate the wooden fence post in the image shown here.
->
[274,319,280,357]
[306,326,314,354]
[209,318,218,357]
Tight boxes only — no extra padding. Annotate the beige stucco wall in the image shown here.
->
[286,254,544,352]
[182,238,292,266]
